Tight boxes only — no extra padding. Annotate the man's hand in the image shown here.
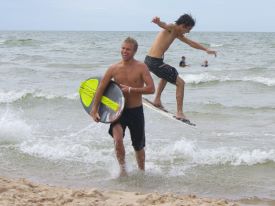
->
[120,84,131,94]
[90,109,100,122]
[206,49,217,57]
[152,16,160,25]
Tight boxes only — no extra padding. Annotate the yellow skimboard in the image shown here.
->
[79,77,125,123]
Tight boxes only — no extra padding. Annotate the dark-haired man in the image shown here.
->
[145,14,217,121]
[91,37,155,176]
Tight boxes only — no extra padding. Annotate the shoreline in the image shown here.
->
[0,176,241,206]
[0,176,275,206]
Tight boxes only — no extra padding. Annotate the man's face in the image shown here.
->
[121,42,136,61]
[179,24,193,34]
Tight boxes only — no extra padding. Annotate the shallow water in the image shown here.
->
[0,31,275,202]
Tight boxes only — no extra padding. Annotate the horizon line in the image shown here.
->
[0,30,274,33]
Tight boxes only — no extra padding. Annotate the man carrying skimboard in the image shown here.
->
[145,14,217,122]
[91,37,155,176]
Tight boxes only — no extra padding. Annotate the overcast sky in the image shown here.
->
[1,0,275,32]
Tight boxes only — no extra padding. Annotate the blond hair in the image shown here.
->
[123,37,138,52]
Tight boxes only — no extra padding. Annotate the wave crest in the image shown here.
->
[0,108,33,144]
[180,73,275,86]
[0,89,78,103]
[155,138,275,166]
[0,38,42,47]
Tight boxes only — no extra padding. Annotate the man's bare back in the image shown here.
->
[148,25,178,58]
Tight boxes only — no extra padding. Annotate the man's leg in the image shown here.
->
[175,76,187,119]
[135,148,145,171]
[112,124,127,176]
[153,79,167,108]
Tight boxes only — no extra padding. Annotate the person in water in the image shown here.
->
[201,60,208,67]
[179,56,189,67]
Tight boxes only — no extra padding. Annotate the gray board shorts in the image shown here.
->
[144,55,178,84]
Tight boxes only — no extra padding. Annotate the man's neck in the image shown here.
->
[122,58,135,65]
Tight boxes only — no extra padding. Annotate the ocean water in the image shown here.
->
[0,31,275,203]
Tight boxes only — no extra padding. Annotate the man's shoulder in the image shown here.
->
[134,60,147,69]
[168,23,176,27]
[109,61,123,68]
[164,23,176,32]
[134,59,145,64]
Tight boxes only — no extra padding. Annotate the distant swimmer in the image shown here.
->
[144,14,217,121]
[179,56,189,67]
[201,60,208,67]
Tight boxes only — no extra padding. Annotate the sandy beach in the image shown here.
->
[0,176,240,206]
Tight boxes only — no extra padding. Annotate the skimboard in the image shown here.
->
[79,77,125,123]
[142,97,196,126]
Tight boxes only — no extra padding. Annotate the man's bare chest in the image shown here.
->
[114,69,142,85]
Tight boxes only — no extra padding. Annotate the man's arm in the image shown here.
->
[152,16,173,32]
[90,67,113,122]
[178,35,217,57]
[140,64,155,94]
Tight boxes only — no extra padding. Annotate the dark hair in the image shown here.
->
[175,14,196,27]
[123,37,138,52]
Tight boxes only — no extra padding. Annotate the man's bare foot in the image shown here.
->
[174,113,196,126]
[153,100,164,109]
[153,102,169,112]
[119,165,127,177]
[119,169,128,177]
[153,103,165,109]
[175,113,188,121]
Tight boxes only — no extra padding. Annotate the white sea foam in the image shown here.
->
[0,108,33,143]
[180,73,275,86]
[0,90,32,103]
[181,73,229,84]
[15,132,275,174]
[19,137,114,165]
[0,39,5,45]
[195,147,275,166]
[157,138,275,166]
[0,89,78,103]
[20,140,90,160]
[33,91,79,100]
[243,76,275,86]
[19,123,112,163]
[210,43,224,47]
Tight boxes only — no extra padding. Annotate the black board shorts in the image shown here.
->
[144,55,178,84]
[109,106,145,151]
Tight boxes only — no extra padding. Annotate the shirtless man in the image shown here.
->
[145,14,217,120]
[91,37,155,176]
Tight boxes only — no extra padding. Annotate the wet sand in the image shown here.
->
[0,176,240,206]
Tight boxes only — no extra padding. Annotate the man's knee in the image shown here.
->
[112,124,124,144]
[133,145,145,151]
[113,132,123,145]
[176,76,185,87]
